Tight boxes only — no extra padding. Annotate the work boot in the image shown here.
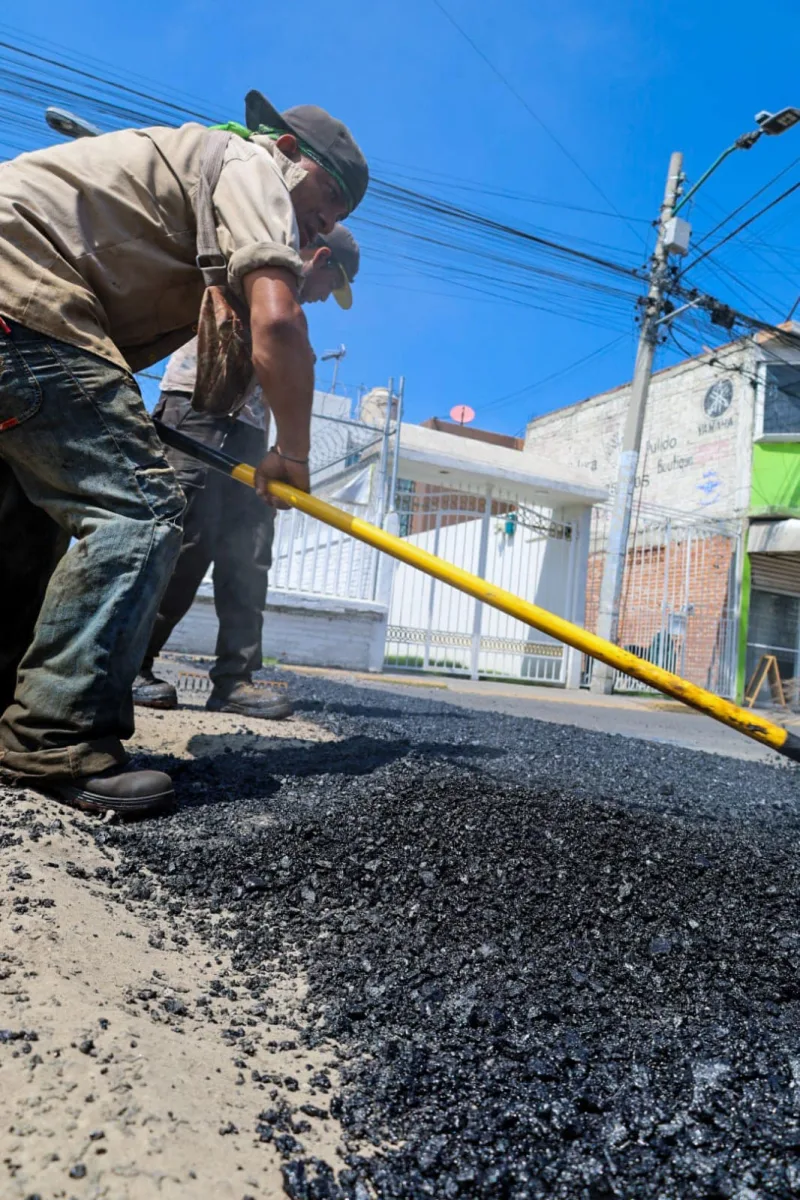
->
[44,766,174,817]
[206,680,294,720]
[133,668,178,710]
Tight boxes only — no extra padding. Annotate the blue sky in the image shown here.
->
[4,2,800,432]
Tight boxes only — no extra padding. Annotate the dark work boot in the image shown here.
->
[206,680,294,720]
[43,767,175,817]
[133,668,178,710]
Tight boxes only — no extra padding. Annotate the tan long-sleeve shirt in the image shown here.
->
[0,123,304,373]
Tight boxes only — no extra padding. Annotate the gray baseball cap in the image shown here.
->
[319,224,360,310]
[245,90,369,213]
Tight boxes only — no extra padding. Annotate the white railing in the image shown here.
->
[270,501,379,602]
[267,389,398,604]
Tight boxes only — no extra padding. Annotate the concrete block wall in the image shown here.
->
[164,591,389,674]
[524,348,757,519]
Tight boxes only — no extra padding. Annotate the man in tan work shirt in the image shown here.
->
[0,90,368,817]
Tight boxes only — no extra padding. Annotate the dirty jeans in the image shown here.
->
[142,392,274,689]
[0,322,185,782]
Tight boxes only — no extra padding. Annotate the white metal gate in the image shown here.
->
[583,506,741,697]
[384,482,579,681]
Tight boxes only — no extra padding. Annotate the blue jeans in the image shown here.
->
[0,322,185,781]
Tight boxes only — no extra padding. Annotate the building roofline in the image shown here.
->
[399,421,607,506]
[525,336,744,429]
[525,320,800,432]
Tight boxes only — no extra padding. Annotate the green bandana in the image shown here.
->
[210,121,253,140]
[210,122,353,212]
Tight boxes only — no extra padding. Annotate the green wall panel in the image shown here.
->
[750,442,800,515]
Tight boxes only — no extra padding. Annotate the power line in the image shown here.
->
[479,335,629,418]
[0,35,648,305]
[5,27,752,424]
[680,165,800,306]
[362,267,637,336]
[0,38,213,122]
[361,181,647,281]
[371,155,652,224]
[681,178,800,276]
[688,153,800,255]
[428,0,647,247]
[692,255,788,321]
[7,24,800,366]
[0,20,214,111]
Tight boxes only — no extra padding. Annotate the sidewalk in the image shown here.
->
[283,664,794,764]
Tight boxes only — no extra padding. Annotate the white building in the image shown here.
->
[165,398,607,684]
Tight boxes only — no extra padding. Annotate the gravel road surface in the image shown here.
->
[93,668,800,1200]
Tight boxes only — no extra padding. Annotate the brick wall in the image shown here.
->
[584,534,735,688]
[421,417,524,450]
[401,485,514,536]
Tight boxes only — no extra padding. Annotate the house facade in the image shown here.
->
[524,326,800,701]
[164,398,606,683]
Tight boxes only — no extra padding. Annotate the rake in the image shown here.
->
[153,418,800,765]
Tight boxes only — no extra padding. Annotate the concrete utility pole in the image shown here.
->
[590,152,684,693]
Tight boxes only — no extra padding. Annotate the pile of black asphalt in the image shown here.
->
[99,670,800,1199]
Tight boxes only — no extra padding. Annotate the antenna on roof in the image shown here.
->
[320,345,347,393]
[449,404,475,426]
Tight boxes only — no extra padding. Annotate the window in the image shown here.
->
[763,364,800,434]
[395,478,415,537]
[745,588,800,703]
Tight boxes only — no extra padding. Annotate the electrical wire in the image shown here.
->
[15,26,800,428]
[681,179,800,276]
[480,335,629,418]
[681,186,800,310]
[0,34,649,323]
[690,255,788,321]
[0,37,213,122]
[371,155,653,224]
[358,181,648,279]
[0,45,653,348]
[427,0,646,248]
[688,153,800,256]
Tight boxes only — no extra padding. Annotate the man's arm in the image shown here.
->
[243,266,315,506]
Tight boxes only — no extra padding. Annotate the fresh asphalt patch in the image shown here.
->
[97,672,800,1199]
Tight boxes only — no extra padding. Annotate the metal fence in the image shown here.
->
[270,500,379,599]
[308,408,386,486]
[268,403,742,695]
[384,482,579,681]
[582,505,742,696]
[268,386,399,602]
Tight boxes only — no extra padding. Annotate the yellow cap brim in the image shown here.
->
[332,275,353,310]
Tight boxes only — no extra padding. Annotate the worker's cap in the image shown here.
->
[317,223,360,310]
[245,90,369,214]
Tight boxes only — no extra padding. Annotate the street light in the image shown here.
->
[673,107,800,216]
[44,107,102,139]
[756,107,800,136]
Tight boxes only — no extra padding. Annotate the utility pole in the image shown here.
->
[590,152,684,693]
[321,345,347,393]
